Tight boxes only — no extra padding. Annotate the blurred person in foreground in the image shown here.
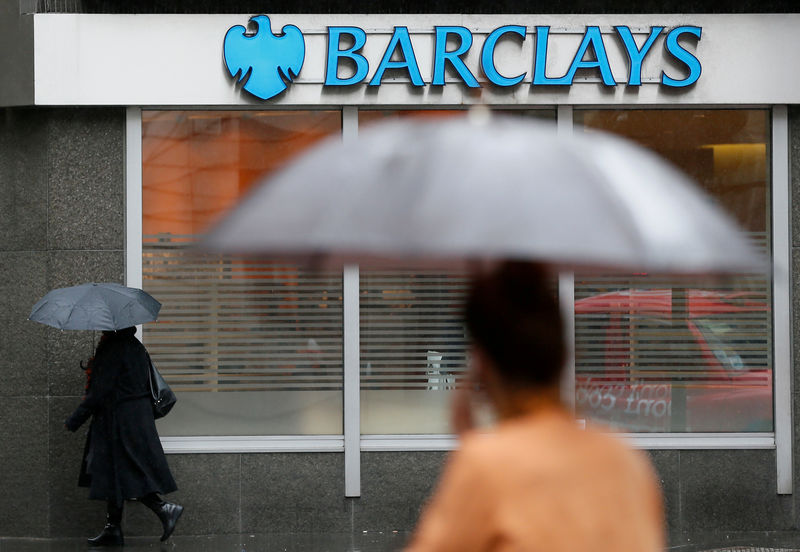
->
[406,261,664,552]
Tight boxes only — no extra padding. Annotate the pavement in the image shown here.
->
[1,536,799,552]
[1,533,406,552]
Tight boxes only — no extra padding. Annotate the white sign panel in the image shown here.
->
[30,13,800,106]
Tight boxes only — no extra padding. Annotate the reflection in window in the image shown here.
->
[574,110,772,433]
[141,111,344,436]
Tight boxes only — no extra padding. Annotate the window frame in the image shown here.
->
[125,104,791,496]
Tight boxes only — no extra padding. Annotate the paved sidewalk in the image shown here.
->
[1,533,408,552]
[704,549,800,552]
[2,536,799,551]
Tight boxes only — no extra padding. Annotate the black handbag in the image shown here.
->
[147,352,177,419]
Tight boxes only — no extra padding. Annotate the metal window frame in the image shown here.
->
[358,433,776,452]
[342,107,361,496]
[126,105,791,496]
[161,435,344,454]
[558,106,576,411]
[772,105,792,494]
[125,107,142,292]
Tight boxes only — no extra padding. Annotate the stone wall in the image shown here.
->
[0,107,125,536]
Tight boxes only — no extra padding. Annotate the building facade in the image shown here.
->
[2,2,800,547]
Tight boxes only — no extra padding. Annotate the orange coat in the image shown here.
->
[406,407,664,552]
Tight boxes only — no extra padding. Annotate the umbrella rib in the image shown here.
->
[28,301,48,319]
[62,300,80,330]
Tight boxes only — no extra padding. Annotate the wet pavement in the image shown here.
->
[1,535,799,552]
[0,533,409,552]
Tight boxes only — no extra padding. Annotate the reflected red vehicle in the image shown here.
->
[574,288,772,432]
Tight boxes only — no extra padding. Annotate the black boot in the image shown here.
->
[87,524,123,547]
[87,501,124,547]
[140,493,184,542]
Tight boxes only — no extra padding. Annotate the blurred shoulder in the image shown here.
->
[458,410,655,480]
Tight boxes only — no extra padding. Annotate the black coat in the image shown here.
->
[66,328,177,505]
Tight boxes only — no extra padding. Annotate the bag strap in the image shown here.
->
[145,350,157,401]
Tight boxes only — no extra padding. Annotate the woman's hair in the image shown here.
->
[464,261,565,388]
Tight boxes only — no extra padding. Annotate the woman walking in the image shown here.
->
[65,326,183,547]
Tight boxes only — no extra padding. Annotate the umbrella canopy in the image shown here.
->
[29,283,161,331]
[202,115,765,275]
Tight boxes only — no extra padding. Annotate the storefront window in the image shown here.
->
[573,110,772,432]
[358,109,556,434]
[141,110,343,436]
[140,108,770,439]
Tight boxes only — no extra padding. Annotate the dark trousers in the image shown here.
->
[106,493,163,524]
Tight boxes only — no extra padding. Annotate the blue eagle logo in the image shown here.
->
[223,15,305,100]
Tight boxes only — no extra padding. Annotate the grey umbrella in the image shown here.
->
[29,283,161,331]
[202,114,765,274]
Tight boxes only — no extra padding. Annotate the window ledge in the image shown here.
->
[625,432,775,449]
[161,432,775,454]
[161,435,344,454]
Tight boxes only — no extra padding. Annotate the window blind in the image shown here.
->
[142,235,343,392]
[360,270,471,390]
[574,232,772,432]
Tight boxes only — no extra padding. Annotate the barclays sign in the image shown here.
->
[224,16,305,100]
[223,15,702,101]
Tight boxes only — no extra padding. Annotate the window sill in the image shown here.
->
[161,432,775,454]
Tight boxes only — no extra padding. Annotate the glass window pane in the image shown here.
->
[358,109,555,435]
[573,109,772,433]
[358,108,555,128]
[142,110,343,436]
[360,269,471,435]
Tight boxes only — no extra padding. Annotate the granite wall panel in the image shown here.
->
[679,450,794,533]
[0,109,48,252]
[241,453,350,533]
[0,251,48,397]
[790,106,800,248]
[0,397,49,537]
[357,451,447,532]
[0,106,126,539]
[123,454,241,538]
[794,250,800,398]
[45,109,125,252]
[647,449,681,545]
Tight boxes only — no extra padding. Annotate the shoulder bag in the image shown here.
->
[147,352,177,419]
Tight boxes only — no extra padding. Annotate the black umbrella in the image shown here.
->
[29,283,161,331]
